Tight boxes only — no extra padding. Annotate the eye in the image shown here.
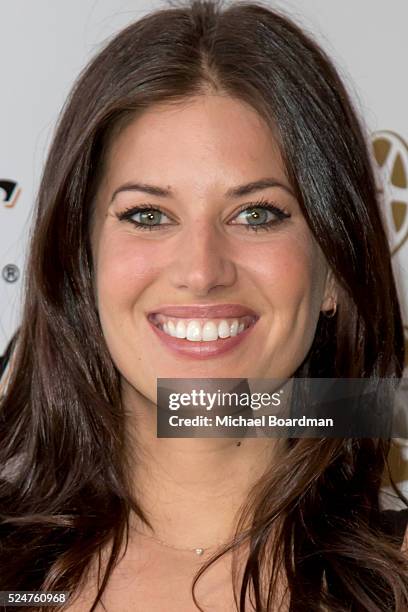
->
[116,205,172,231]
[231,199,291,232]
[115,199,291,232]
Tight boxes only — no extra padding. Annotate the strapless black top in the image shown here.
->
[379,507,408,545]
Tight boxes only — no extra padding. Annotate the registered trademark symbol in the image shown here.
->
[2,264,20,283]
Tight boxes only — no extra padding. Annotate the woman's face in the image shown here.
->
[91,94,333,404]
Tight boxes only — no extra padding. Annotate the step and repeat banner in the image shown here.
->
[0,1,407,495]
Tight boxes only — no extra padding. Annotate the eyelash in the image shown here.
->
[116,198,291,233]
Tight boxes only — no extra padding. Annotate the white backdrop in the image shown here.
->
[1,1,407,491]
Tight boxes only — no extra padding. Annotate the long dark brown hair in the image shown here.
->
[1,1,407,610]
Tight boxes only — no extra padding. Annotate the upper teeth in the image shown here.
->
[152,315,253,341]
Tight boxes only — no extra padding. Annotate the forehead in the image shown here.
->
[100,94,288,195]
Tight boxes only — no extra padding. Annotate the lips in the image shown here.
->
[147,303,259,319]
[146,303,259,360]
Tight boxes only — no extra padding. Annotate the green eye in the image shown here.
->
[117,206,170,231]
[137,209,162,225]
[241,207,270,225]
[233,202,290,231]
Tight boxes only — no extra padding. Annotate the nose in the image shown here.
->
[167,223,237,296]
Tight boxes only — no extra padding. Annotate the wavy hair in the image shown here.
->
[1,1,407,610]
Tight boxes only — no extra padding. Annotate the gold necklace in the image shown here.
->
[133,440,242,556]
[137,531,222,556]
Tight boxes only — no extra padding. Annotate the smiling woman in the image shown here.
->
[91,95,330,380]
[0,1,408,611]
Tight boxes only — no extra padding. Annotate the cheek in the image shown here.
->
[95,231,162,310]
[248,230,325,311]
[247,232,326,376]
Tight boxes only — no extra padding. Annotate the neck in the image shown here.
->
[123,381,280,550]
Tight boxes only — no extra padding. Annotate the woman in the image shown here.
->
[1,0,407,610]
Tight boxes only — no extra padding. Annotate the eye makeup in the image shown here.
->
[115,197,291,233]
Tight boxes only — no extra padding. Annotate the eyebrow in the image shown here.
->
[110,177,295,202]
[226,178,294,198]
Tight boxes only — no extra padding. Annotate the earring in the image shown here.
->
[322,302,337,318]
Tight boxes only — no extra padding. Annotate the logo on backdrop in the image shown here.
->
[1,264,19,284]
[372,131,408,363]
[372,131,408,256]
[0,180,21,208]
[372,131,408,361]
[1,180,21,286]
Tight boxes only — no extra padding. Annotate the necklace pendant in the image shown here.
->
[195,548,204,556]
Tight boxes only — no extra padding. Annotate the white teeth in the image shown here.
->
[218,320,230,338]
[202,321,218,341]
[186,320,202,341]
[175,320,186,338]
[157,316,253,341]
[230,320,239,336]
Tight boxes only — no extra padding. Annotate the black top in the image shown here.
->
[0,334,15,377]
[379,507,408,546]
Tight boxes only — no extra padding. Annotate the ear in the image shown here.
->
[320,268,338,314]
